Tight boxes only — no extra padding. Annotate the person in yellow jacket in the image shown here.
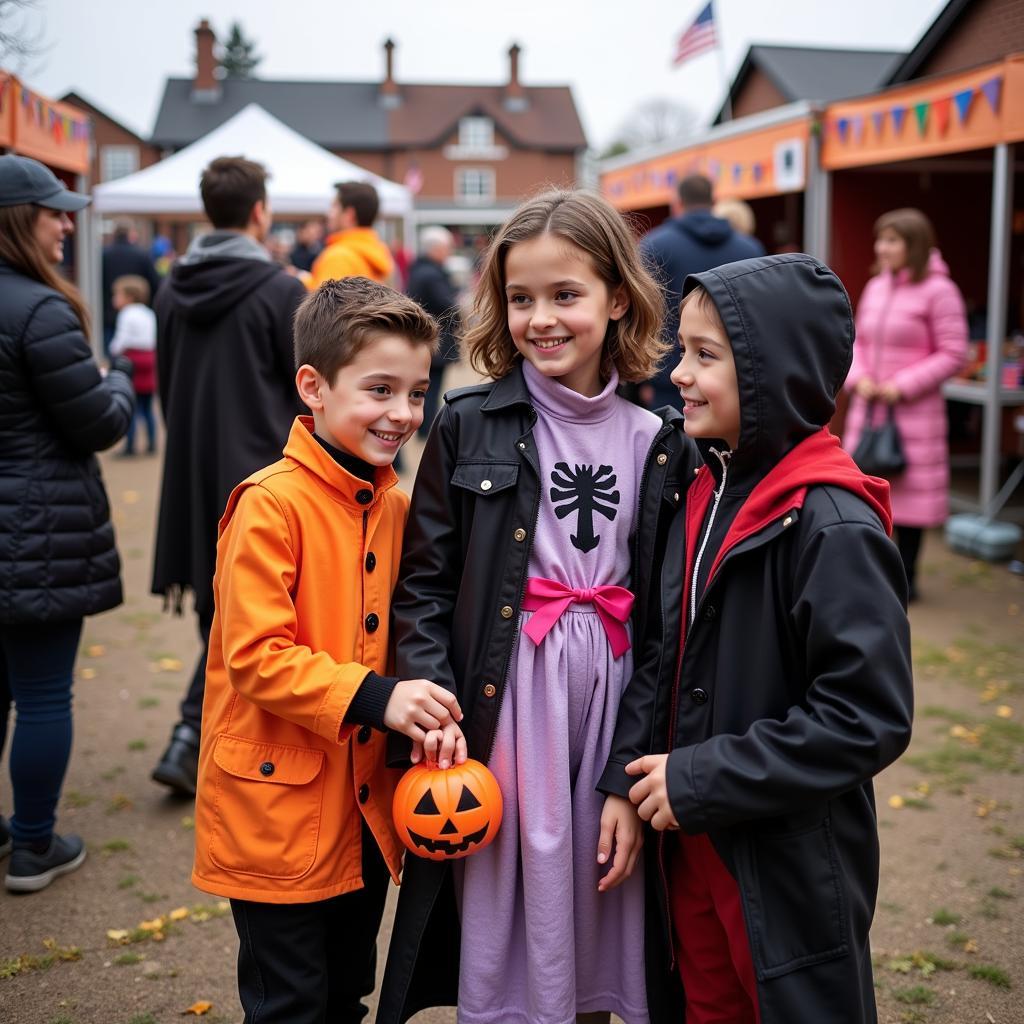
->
[305,181,394,289]
[192,276,462,1023]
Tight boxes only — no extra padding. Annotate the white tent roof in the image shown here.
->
[93,103,411,216]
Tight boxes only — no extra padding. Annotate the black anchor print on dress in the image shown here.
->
[550,462,619,553]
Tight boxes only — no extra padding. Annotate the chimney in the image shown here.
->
[192,19,221,102]
[380,38,401,108]
[504,43,527,111]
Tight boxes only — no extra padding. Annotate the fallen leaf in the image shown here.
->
[169,907,189,922]
[182,1001,213,1015]
[180,816,194,830]
[106,929,129,943]
[85,644,106,657]
[963,938,978,953]
[976,799,998,818]
[79,668,97,680]
[913,781,930,796]
[157,657,183,672]
[888,795,904,809]
[996,705,1013,719]
[139,917,165,932]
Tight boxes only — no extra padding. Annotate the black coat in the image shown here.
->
[101,239,159,330]
[150,250,306,616]
[0,260,134,623]
[377,364,698,1024]
[405,256,460,365]
[610,255,914,1023]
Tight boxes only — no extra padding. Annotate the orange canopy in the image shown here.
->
[0,72,90,176]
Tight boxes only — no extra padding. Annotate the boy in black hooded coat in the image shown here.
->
[607,254,913,1023]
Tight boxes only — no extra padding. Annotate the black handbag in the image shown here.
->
[852,402,906,477]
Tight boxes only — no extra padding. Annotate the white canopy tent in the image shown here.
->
[92,102,412,217]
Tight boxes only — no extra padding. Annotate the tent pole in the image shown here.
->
[981,143,1013,510]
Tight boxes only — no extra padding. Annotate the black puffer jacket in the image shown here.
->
[0,259,134,623]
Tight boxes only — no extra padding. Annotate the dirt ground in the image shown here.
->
[2,399,1022,1024]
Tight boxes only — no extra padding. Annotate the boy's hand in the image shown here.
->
[596,794,643,892]
[422,722,468,770]
[383,680,462,746]
[855,377,877,400]
[626,755,680,832]
[877,382,901,404]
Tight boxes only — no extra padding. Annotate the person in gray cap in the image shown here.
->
[0,154,135,893]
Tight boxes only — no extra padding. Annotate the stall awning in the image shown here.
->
[601,102,812,212]
[821,53,1024,170]
[0,72,91,176]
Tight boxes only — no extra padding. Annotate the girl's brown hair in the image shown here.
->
[463,189,667,383]
[873,207,936,283]
[0,204,91,337]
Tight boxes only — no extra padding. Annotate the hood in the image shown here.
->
[675,209,735,246]
[325,228,393,278]
[683,253,854,486]
[163,231,280,325]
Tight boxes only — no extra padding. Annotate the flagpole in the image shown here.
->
[713,1,732,123]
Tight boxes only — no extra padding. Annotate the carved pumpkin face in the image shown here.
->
[392,758,503,861]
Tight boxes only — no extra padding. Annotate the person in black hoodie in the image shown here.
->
[641,174,764,411]
[150,156,306,796]
[608,254,913,1024]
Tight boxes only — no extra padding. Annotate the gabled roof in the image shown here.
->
[714,44,905,123]
[60,90,148,143]
[885,0,972,83]
[151,77,586,152]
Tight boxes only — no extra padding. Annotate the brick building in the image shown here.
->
[148,20,587,242]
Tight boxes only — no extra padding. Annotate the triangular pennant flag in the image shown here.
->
[852,115,865,142]
[752,162,764,183]
[732,163,743,183]
[913,101,929,135]
[837,117,850,143]
[872,110,886,136]
[932,96,952,135]
[891,106,907,135]
[980,76,1002,113]
[953,88,974,124]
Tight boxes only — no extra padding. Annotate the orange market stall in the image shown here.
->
[600,102,824,257]
[821,54,1024,514]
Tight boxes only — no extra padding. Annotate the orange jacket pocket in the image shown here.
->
[208,734,326,880]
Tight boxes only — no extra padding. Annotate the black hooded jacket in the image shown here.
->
[151,236,306,615]
[607,254,913,1024]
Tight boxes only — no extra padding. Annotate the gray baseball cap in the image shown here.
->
[0,154,91,211]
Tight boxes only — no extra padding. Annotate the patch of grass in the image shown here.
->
[979,899,1002,919]
[898,1011,927,1024]
[63,790,93,809]
[48,1017,75,1024]
[127,739,147,751]
[128,1015,158,1024]
[906,707,1024,787]
[893,985,935,1005]
[930,907,961,926]
[0,941,81,979]
[137,697,160,710]
[138,891,164,904]
[100,838,132,854]
[106,794,133,814]
[878,899,904,913]
[947,930,972,950]
[117,874,139,890]
[917,951,959,971]
[987,885,1014,899]
[967,963,1011,988]
[902,796,934,810]
[100,765,125,781]
[113,951,144,966]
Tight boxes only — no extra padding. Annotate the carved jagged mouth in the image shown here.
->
[407,824,489,855]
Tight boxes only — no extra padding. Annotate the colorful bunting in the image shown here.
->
[980,76,1002,113]
[891,106,907,135]
[953,87,974,124]
[836,117,850,143]
[913,101,929,135]
[732,163,742,183]
[932,96,952,135]
[752,162,764,183]
[871,110,886,136]
[852,115,865,143]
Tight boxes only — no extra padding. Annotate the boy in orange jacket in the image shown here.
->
[192,276,461,1023]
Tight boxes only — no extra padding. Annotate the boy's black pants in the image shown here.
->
[229,824,391,1024]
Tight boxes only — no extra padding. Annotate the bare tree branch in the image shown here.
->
[0,0,49,75]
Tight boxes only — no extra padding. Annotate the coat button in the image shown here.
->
[657,453,668,465]
[480,479,492,491]
[365,613,380,632]
[358,784,370,804]
[259,761,275,776]
[513,528,527,542]
[783,516,793,528]
[483,683,497,697]
[500,605,514,619]
[703,604,716,621]
[365,552,376,572]
[357,725,372,744]
[518,441,527,450]
[690,688,709,705]
[356,489,373,505]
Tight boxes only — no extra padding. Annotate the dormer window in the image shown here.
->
[459,117,494,149]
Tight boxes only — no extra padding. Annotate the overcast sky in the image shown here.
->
[18,0,949,149]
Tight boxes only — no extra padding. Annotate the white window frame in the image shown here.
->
[459,116,494,149]
[100,144,139,182]
[454,168,496,205]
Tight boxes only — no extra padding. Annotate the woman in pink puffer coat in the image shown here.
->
[844,208,968,600]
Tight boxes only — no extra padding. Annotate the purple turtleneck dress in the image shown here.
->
[455,361,660,1024]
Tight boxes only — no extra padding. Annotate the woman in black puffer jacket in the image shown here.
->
[0,155,133,893]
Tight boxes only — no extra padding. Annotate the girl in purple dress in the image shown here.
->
[380,191,691,1024]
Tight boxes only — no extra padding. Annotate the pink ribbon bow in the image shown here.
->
[521,576,635,659]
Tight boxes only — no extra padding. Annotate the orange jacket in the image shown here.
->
[192,416,407,903]
[307,227,394,289]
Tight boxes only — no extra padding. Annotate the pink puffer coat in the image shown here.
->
[844,250,968,527]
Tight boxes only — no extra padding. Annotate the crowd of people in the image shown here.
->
[0,150,972,1023]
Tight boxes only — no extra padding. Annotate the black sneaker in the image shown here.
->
[151,722,200,796]
[5,833,86,893]
[0,817,11,859]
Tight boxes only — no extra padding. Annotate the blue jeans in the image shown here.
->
[124,392,156,454]
[0,620,83,843]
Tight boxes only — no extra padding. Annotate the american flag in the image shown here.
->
[672,2,718,67]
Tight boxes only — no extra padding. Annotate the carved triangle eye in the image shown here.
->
[456,786,481,812]
[414,789,440,814]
